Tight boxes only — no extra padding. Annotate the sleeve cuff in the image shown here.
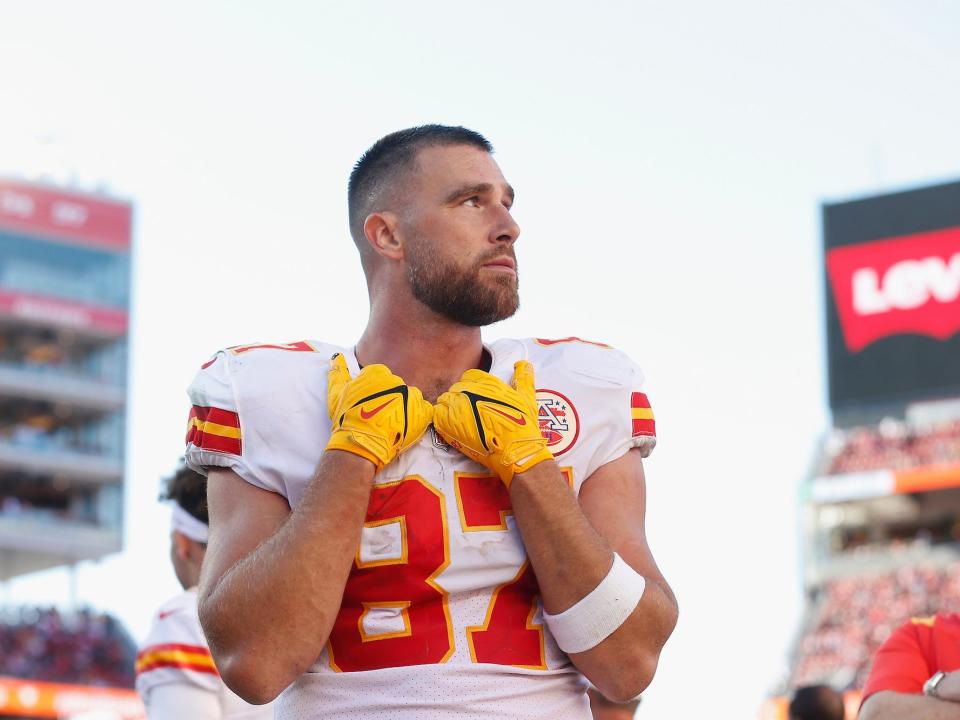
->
[185,447,283,495]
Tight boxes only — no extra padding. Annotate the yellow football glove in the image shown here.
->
[434,360,554,486]
[326,354,433,471]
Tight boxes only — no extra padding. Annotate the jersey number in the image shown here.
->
[327,472,571,672]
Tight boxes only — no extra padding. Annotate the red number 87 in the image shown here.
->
[327,471,571,673]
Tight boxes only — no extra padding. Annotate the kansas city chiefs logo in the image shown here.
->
[536,389,580,457]
[430,426,453,452]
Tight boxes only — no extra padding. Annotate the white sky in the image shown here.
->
[1,1,959,717]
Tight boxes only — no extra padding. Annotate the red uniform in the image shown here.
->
[862,613,960,702]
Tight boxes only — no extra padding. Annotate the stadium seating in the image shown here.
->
[790,563,960,690]
[822,419,960,475]
[0,606,136,688]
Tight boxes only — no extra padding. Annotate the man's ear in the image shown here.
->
[172,531,191,561]
[363,211,404,261]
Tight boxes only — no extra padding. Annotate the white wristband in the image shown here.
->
[543,553,646,654]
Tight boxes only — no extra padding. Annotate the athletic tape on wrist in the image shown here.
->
[543,552,646,654]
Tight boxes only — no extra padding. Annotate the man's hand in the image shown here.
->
[326,354,433,471]
[932,671,960,703]
[860,690,960,720]
[434,360,554,485]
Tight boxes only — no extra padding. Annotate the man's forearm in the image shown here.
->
[860,691,960,720]
[508,461,676,700]
[199,451,374,701]
[509,461,613,611]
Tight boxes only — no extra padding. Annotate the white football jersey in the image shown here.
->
[136,588,274,719]
[185,337,657,720]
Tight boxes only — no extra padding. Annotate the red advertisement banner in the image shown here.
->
[0,179,131,251]
[0,288,128,336]
[826,226,960,352]
[0,676,144,719]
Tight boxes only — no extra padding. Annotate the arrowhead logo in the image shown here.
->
[536,389,580,456]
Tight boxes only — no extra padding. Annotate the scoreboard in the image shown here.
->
[823,180,960,410]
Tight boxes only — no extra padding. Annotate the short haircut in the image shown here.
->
[347,125,494,244]
[789,685,844,720]
[159,462,208,525]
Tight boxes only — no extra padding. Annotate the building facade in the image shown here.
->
[0,179,132,580]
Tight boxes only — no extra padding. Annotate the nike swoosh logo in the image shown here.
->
[462,391,526,451]
[487,406,526,425]
[158,608,183,621]
[360,398,396,420]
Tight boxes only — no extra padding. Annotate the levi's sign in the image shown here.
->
[826,226,960,352]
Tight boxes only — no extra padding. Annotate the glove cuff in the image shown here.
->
[326,432,384,471]
[503,446,555,486]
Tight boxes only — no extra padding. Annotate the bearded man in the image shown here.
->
[185,125,677,719]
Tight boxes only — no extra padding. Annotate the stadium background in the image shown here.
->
[1,3,959,718]
[761,181,960,718]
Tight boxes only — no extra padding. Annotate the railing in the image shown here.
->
[0,514,121,558]
[0,361,124,411]
[0,440,122,482]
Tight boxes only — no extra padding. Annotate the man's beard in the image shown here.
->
[407,248,520,327]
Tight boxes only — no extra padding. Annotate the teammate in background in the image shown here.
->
[859,613,960,720]
[788,685,844,720]
[135,464,273,720]
[187,125,678,719]
[587,687,641,719]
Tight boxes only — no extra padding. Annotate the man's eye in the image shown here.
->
[463,196,480,207]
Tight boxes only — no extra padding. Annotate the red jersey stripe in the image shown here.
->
[191,406,240,428]
[631,392,651,409]
[630,392,656,438]
[136,658,220,676]
[136,643,212,660]
[186,406,243,454]
[632,418,656,437]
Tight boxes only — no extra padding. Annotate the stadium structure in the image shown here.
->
[0,179,142,719]
[764,180,960,719]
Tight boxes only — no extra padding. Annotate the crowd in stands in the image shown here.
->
[792,564,960,691]
[0,415,105,456]
[0,494,84,525]
[0,331,68,370]
[0,325,120,383]
[0,606,136,687]
[822,418,960,475]
[0,398,117,457]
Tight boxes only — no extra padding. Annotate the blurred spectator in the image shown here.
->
[859,613,960,720]
[136,462,273,719]
[0,404,106,456]
[823,419,960,475]
[792,565,960,691]
[0,606,136,687]
[0,328,68,370]
[789,685,844,720]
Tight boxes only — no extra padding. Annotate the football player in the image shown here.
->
[187,125,678,719]
[135,463,273,719]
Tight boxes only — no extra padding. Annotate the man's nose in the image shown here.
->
[491,206,520,245]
